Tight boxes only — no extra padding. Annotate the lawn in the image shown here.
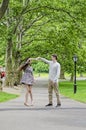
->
[34,72,48,78]
[59,80,86,103]
[0,92,19,102]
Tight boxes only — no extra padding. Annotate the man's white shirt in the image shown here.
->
[40,58,61,82]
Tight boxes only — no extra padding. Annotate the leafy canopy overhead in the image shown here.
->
[0,0,86,73]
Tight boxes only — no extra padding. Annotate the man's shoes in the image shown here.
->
[45,103,53,107]
[56,104,61,107]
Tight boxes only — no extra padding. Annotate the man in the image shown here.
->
[37,54,61,107]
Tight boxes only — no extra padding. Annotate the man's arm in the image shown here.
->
[37,57,50,64]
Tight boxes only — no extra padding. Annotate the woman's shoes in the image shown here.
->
[24,102,34,107]
[24,103,29,107]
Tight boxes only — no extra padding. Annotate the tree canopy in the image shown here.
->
[0,0,86,85]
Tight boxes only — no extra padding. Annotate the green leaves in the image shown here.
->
[33,61,49,73]
[0,0,86,75]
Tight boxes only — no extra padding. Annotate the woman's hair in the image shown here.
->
[21,63,29,71]
[19,58,30,71]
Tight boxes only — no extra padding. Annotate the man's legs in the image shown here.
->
[53,82,61,106]
[48,80,53,104]
[46,80,53,106]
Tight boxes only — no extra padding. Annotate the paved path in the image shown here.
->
[0,78,86,130]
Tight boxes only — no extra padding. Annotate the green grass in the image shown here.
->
[34,72,86,78]
[0,92,19,103]
[59,80,86,103]
[34,72,48,78]
[65,73,86,78]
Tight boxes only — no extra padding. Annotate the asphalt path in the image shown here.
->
[0,78,86,130]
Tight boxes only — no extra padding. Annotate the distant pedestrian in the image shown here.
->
[18,58,34,106]
[37,54,61,107]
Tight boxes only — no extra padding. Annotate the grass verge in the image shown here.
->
[0,92,19,103]
[59,80,86,103]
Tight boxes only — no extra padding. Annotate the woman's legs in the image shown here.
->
[24,85,29,106]
[24,85,33,106]
[28,85,33,105]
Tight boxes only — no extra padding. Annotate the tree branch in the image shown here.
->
[13,1,30,34]
[22,14,46,34]
[0,0,9,20]
[24,5,76,19]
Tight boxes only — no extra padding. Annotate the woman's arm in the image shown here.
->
[29,57,51,64]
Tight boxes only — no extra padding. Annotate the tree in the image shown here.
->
[0,0,86,86]
[0,0,9,20]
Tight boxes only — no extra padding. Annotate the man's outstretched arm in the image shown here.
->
[37,57,50,64]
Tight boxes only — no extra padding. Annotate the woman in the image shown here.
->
[19,58,34,106]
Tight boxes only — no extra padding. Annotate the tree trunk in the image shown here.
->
[5,38,13,87]
[60,69,65,79]
[13,25,22,85]
[13,50,22,86]
[80,73,83,77]
[70,73,74,81]
[0,0,9,19]
[0,80,3,91]
[23,0,28,6]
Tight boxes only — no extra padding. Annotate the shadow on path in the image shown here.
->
[0,106,86,112]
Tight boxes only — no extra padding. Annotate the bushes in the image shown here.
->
[32,62,49,73]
